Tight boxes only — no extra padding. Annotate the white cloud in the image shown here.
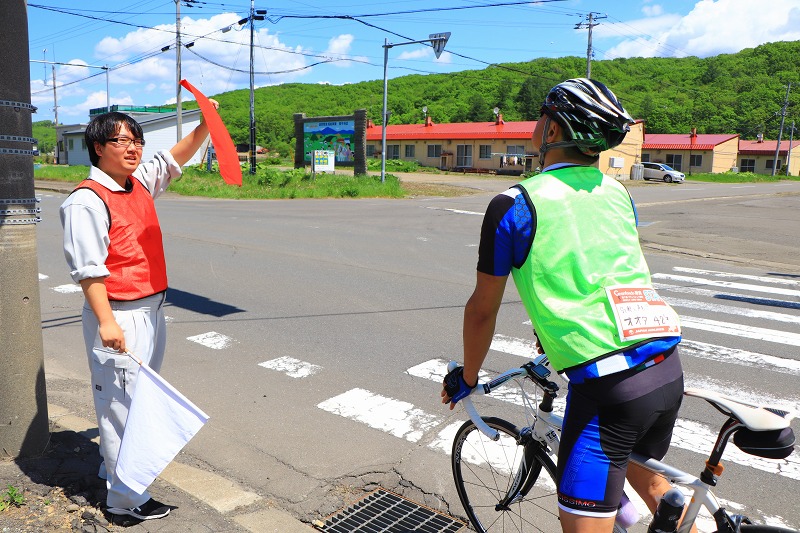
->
[641,4,664,16]
[604,0,800,59]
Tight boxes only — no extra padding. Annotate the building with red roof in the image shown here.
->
[642,129,740,174]
[365,115,645,180]
[738,136,800,176]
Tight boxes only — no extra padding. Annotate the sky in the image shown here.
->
[26,0,800,125]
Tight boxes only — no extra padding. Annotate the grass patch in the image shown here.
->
[686,171,800,183]
[0,485,25,512]
[35,163,408,199]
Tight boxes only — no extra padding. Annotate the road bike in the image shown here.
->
[448,356,797,532]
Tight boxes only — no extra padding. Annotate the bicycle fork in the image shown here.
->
[495,427,541,510]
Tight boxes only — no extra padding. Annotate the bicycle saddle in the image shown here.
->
[684,387,795,431]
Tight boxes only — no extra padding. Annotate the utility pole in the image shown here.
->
[0,0,50,458]
[786,120,796,177]
[52,65,58,126]
[175,0,182,142]
[247,2,265,175]
[772,82,791,177]
[575,12,605,79]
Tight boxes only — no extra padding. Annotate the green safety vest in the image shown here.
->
[511,166,653,372]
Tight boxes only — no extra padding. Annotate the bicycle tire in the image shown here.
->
[451,416,559,532]
[737,526,799,532]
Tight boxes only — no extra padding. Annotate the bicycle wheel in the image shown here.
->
[452,417,559,532]
[738,526,799,532]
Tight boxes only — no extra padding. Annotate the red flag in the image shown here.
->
[180,79,242,186]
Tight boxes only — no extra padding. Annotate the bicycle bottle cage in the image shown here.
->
[685,388,796,459]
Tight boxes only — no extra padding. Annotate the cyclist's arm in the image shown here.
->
[462,271,508,387]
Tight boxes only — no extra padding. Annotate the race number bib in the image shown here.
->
[605,286,681,341]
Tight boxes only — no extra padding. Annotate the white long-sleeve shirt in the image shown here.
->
[60,150,182,283]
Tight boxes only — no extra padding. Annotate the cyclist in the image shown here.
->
[442,78,687,533]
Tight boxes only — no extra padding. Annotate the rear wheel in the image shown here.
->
[451,417,559,532]
[738,526,800,532]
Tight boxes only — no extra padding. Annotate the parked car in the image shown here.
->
[642,162,685,183]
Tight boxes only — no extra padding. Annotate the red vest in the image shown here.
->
[74,178,168,301]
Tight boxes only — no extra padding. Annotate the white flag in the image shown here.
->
[116,362,210,494]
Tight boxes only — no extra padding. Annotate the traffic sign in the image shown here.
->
[429,32,451,59]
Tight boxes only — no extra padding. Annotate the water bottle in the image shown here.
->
[647,488,685,533]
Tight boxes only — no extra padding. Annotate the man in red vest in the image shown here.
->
[60,105,216,521]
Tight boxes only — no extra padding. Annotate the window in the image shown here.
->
[740,159,755,172]
[507,145,525,156]
[366,145,375,156]
[405,145,415,158]
[81,139,87,151]
[689,154,702,167]
[666,154,682,171]
[427,144,442,158]
[68,138,74,150]
[766,159,782,171]
[387,145,400,160]
[456,145,473,167]
[641,153,650,162]
[479,145,492,159]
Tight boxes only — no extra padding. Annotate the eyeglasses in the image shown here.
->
[106,137,146,148]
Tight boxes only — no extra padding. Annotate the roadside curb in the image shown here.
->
[641,240,800,271]
[47,403,313,532]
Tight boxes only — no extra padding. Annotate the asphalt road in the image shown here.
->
[32,176,800,532]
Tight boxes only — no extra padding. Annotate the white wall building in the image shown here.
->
[56,108,209,168]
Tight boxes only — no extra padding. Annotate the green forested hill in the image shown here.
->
[81,41,800,154]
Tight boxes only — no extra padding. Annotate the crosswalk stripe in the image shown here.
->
[654,282,800,311]
[317,388,441,443]
[673,267,800,287]
[258,357,321,378]
[681,316,800,346]
[408,359,800,482]
[653,273,800,298]
[681,339,800,375]
[664,296,800,324]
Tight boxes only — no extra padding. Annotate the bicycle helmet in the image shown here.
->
[538,78,634,166]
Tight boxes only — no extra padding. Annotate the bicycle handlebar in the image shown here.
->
[446,360,533,441]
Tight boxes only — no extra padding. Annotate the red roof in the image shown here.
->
[643,133,738,151]
[738,139,800,156]
[366,120,538,141]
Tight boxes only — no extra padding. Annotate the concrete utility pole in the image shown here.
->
[575,12,606,79]
[0,0,50,458]
[175,0,183,142]
[772,82,791,177]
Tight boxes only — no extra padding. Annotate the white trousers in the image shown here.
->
[82,292,166,508]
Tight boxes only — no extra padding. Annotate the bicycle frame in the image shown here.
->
[455,358,758,533]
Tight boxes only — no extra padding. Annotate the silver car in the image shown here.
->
[642,162,685,183]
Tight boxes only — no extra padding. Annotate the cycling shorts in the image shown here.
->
[557,345,684,516]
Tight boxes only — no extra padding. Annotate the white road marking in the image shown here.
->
[409,359,800,484]
[259,356,321,378]
[52,283,82,294]
[680,315,800,346]
[38,273,49,280]
[654,282,800,310]
[664,296,800,324]
[317,388,440,443]
[672,267,800,287]
[425,206,484,216]
[652,273,800,297]
[685,374,800,413]
[187,331,233,350]
[681,339,800,375]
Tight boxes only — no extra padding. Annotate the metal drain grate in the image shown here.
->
[316,488,466,532]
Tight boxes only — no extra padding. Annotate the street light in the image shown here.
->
[381,32,450,183]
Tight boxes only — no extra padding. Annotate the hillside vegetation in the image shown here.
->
[52,41,800,155]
